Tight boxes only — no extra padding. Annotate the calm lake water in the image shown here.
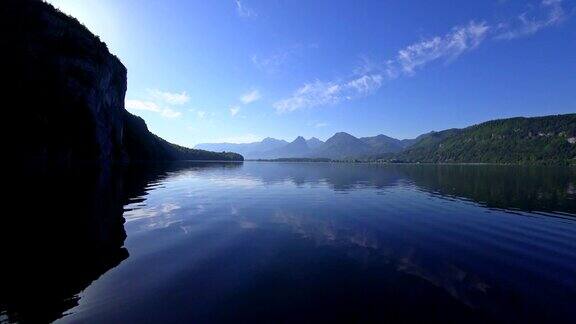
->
[2,162,576,323]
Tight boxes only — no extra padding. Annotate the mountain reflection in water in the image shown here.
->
[1,162,575,323]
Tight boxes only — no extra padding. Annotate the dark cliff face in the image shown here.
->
[4,0,242,163]
[7,0,127,163]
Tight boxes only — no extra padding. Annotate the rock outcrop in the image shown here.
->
[5,0,242,164]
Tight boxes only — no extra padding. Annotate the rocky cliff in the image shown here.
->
[5,0,242,164]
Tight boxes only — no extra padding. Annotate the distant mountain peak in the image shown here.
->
[327,132,359,142]
[374,134,394,139]
[334,132,353,136]
[306,137,324,149]
[289,136,307,146]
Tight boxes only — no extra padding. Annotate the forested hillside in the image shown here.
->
[393,114,576,164]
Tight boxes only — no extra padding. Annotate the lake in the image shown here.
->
[1,162,575,323]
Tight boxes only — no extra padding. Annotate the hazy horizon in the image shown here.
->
[194,112,574,145]
[47,0,575,146]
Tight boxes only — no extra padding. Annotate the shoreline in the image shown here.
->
[244,159,575,166]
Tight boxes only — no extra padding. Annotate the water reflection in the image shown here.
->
[402,164,576,214]
[1,162,575,323]
[0,162,241,323]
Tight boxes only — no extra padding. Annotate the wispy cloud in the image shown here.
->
[273,21,489,113]
[495,0,566,40]
[315,122,328,128]
[159,109,182,119]
[251,53,290,74]
[395,21,490,75]
[273,74,383,113]
[251,44,318,74]
[273,81,340,113]
[235,0,257,18]
[125,99,182,118]
[126,88,189,118]
[230,106,241,116]
[273,0,569,113]
[148,89,190,105]
[240,89,261,104]
[125,99,158,112]
[346,74,385,94]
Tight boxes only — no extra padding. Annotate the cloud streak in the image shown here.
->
[230,106,241,116]
[273,21,490,113]
[148,89,189,105]
[251,44,318,74]
[395,21,490,75]
[495,0,566,40]
[273,0,569,113]
[235,0,256,18]
[125,99,182,118]
[273,74,383,113]
[126,88,191,118]
[240,89,261,104]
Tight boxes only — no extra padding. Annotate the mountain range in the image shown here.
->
[197,114,576,164]
[196,132,436,160]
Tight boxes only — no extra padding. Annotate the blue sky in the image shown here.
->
[48,0,575,146]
